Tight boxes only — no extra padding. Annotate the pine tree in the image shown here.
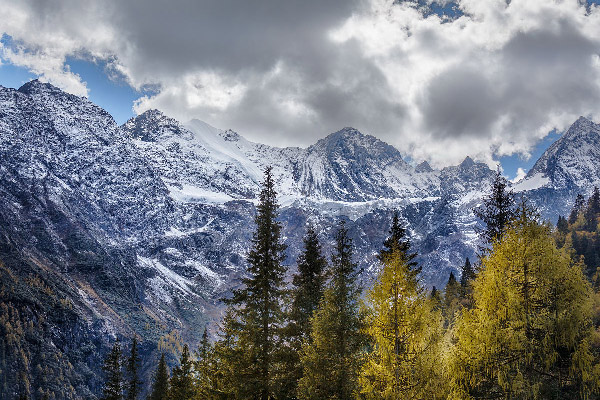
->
[450,204,599,398]
[224,166,287,399]
[281,225,328,398]
[102,340,123,400]
[195,328,215,398]
[556,215,569,234]
[298,221,365,400]
[584,186,600,231]
[588,186,600,215]
[460,257,475,287]
[212,309,241,399]
[430,286,442,310]
[443,272,461,324]
[149,353,169,400]
[378,211,419,275]
[290,225,328,345]
[474,169,516,248]
[169,345,195,400]
[569,193,586,224]
[359,242,445,399]
[125,337,142,400]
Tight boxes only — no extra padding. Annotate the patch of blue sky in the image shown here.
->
[394,1,462,20]
[498,130,561,181]
[0,61,36,89]
[1,34,153,125]
[0,35,35,88]
[65,57,156,124]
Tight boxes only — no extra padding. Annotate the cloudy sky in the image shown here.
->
[1,0,600,179]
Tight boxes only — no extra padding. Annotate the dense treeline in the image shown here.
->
[95,169,600,400]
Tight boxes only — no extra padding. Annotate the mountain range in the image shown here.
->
[1,80,599,398]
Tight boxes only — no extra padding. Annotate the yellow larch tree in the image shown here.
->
[449,204,599,399]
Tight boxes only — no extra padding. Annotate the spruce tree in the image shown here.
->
[459,257,476,309]
[359,236,445,399]
[588,186,600,214]
[460,257,475,287]
[149,353,169,400]
[584,186,600,231]
[281,225,327,398]
[430,286,442,310]
[169,345,195,400]
[450,204,599,398]
[378,211,419,274]
[212,309,240,399]
[569,193,586,224]
[195,328,214,398]
[224,166,287,399]
[290,225,328,344]
[102,340,123,400]
[125,337,142,400]
[443,272,461,323]
[298,221,365,400]
[474,169,516,248]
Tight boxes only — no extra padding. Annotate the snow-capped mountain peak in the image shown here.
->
[527,116,600,191]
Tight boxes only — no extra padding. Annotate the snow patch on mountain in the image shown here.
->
[513,173,550,192]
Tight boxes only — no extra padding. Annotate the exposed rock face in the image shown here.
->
[515,116,600,221]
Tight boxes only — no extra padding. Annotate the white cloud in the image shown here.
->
[1,0,600,166]
[511,167,527,183]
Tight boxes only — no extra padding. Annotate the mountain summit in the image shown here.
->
[527,116,600,190]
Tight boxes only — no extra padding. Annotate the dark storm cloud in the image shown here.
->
[420,18,600,147]
[112,0,361,77]
[421,67,499,138]
[221,39,407,144]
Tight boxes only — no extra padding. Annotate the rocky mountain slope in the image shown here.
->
[0,80,599,398]
[514,115,600,221]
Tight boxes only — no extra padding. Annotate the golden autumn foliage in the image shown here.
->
[359,248,446,399]
[449,205,599,399]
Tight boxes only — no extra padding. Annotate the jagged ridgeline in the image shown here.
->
[1,80,600,397]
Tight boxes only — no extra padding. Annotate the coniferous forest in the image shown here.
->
[86,167,600,400]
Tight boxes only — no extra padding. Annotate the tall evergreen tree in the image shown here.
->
[569,193,586,224]
[290,225,328,344]
[212,309,241,399]
[584,186,600,231]
[460,257,475,287]
[556,215,569,234]
[125,337,142,400]
[378,211,419,274]
[298,221,365,400]
[474,169,516,248]
[169,345,195,400]
[588,186,600,215]
[224,166,288,399]
[281,225,328,398]
[360,232,445,399]
[195,328,215,398]
[443,272,461,324]
[149,353,169,400]
[102,340,123,400]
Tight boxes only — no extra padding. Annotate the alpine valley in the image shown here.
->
[1,80,599,398]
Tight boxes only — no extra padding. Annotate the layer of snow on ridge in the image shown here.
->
[164,217,216,237]
[184,119,263,183]
[513,173,550,192]
[167,183,235,203]
[138,255,195,297]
